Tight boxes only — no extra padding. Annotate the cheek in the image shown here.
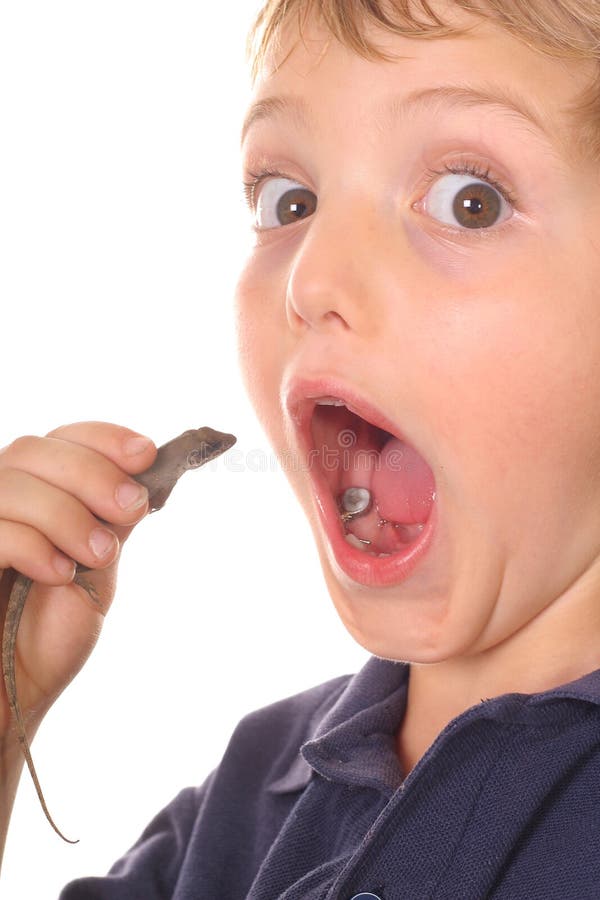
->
[418,255,600,500]
[234,255,287,446]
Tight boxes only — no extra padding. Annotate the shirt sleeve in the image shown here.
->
[58,773,214,900]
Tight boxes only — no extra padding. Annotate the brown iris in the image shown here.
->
[453,181,501,229]
[276,187,317,226]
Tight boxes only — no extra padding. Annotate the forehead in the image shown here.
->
[242,7,591,154]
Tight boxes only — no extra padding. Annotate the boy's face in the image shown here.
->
[236,5,600,666]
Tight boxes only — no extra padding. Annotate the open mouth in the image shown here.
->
[309,397,436,559]
[283,377,438,586]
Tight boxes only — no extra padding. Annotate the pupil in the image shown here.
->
[464,198,483,215]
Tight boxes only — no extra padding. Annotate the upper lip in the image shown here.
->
[282,373,416,459]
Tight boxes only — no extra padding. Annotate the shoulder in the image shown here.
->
[214,671,354,793]
[234,672,353,742]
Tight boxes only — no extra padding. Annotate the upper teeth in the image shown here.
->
[315,397,346,406]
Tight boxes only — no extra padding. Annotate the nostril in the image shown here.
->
[324,310,350,328]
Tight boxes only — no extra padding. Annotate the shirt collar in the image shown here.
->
[267,655,600,796]
[528,665,600,708]
[267,656,409,795]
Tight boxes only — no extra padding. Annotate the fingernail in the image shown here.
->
[124,435,152,456]
[115,481,148,510]
[53,554,76,579]
[89,527,117,559]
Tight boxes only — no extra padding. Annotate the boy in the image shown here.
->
[2,0,600,895]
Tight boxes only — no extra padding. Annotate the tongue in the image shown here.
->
[371,437,435,524]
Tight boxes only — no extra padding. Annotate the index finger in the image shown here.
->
[46,421,157,475]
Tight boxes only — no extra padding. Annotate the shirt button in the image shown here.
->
[349,894,383,900]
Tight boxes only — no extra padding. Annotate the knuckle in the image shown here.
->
[45,421,83,438]
[3,434,39,459]
[0,463,26,495]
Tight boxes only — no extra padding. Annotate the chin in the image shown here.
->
[321,561,465,665]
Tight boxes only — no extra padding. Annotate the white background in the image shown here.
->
[0,3,368,896]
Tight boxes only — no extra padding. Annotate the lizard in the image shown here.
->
[1,426,237,843]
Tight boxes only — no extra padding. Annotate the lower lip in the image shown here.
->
[314,475,437,588]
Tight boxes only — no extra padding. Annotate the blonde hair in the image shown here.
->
[246,0,600,164]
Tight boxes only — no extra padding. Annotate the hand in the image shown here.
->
[0,422,156,737]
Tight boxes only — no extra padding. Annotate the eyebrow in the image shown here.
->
[240,82,553,147]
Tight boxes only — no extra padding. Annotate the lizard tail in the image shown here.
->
[2,574,79,844]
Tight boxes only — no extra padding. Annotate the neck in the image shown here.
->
[396,567,600,778]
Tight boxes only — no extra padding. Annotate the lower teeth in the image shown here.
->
[337,486,426,556]
[343,522,425,555]
[343,533,396,557]
[344,532,371,551]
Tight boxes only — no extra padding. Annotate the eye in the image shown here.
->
[253,177,317,230]
[422,170,513,231]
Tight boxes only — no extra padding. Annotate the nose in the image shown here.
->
[285,201,382,336]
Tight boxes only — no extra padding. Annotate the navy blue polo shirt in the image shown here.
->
[60,655,600,898]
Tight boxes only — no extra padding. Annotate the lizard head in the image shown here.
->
[185,427,237,468]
